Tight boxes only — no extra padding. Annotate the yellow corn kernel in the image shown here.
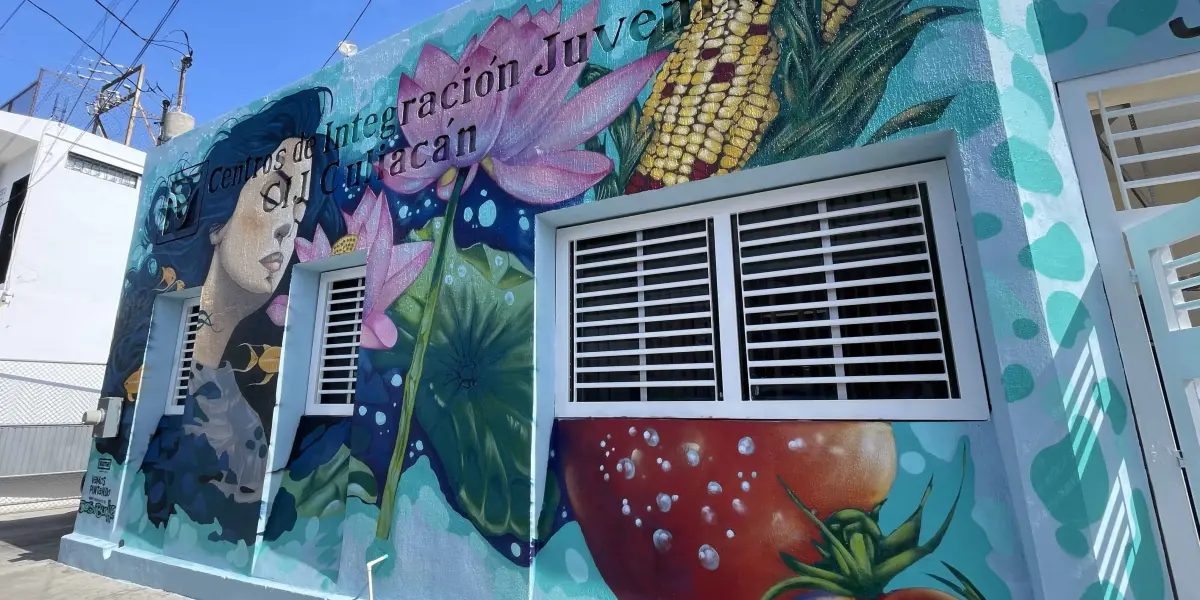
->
[651,167,665,180]
[698,148,719,164]
[720,156,739,170]
[703,138,722,153]
[663,173,678,186]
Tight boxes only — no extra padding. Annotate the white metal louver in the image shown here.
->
[554,162,987,420]
[307,266,367,415]
[734,183,955,402]
[565,217,721,405]
[166,298,201,415]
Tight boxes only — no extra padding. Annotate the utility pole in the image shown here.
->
[159,52,195,144]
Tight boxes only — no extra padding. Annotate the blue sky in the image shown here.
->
[0,0,463,126]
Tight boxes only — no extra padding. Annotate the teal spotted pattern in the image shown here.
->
[1030,432,1110,530]
[1020,222,1086,282]
[1003,364,1036,402]
[1056,525,1090,557]
[992,138,1064,195]
[974,212,1004,240]
[1046,291,1091,348]
[1012,55,1056,124]
[1030,0,1088,53]
[1013,318,1040,339]
[1107,0,1177,36]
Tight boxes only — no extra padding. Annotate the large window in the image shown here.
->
[554,163,986,420]
[306,266,367,416]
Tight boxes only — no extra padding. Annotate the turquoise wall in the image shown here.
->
[70,1,1174,599]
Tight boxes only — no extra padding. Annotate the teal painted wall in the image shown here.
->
[70,1,1173,599]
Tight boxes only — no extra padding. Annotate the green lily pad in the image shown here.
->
[280,444,377,517]
[408,272,535,538]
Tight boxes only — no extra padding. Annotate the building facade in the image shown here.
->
[0,112,144,512]
[58,1,1200,599]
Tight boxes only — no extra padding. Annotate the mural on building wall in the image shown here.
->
[1034,0,1200,81]
[76,0,1172,599]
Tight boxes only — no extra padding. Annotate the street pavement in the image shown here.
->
[0,507,183,599]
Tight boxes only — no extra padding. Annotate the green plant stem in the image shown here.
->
[375,170,469,540]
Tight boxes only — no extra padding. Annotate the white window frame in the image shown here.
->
[552,161,987,421]
[164,296,201,416]
[304,265,367,417]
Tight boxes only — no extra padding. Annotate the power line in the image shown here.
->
[90,0,186,56]
[321,0,373,68]
[0,0,28,35]
[24,0,114,66]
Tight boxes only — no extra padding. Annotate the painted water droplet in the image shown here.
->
[726,529,735,538]
[415,440,424,451]
[635,518,642,527]
[464,206,474,222]
[686,449,700,466]
[399,206,409,219]
[376,412,387,426]
[601,441,607,448]
[605,451,610,457]
[741,481,750,492]
[617,458,635,479]
[494,255,504,267]
[358,406,367,416]
[504,291,514,305]
[390,373,403,387]
[661,460,672,472]
[622,505,631,515]
[511,543,521,557]
[646,506,652,511]
[656,457,663,464]
[698,545,720,570]
[478,199,497,227]
[737,472,743,478]
[751,472,757,478]
[604,473,610,481]
[519,216,530,231]
[701,506,715,523]
[732,499,745,514]
[444,274,454,284]
[643,428,660,447]
[628,427,637,436]
[707,482,723,495]
[788,438,805,451]
[622,498,629,505]
[737,437,755,455]
[656,493,673,512]
[599,465,604,472]
[653,529,672,553]
[671,494,679,501]
[457,264,467,278]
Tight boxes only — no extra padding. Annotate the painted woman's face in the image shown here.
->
[213,137,311,295]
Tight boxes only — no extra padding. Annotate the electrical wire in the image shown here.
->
[0,0,28,35]
[25,0,113,65]
[321,0,374,68]
[90,0,186,56]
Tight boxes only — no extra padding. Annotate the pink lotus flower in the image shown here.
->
[271,189,432,350]
[379,0,666,205]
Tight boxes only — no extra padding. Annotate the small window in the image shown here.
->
[554,163,987,420]
[165,298,201,416]
[306,266,367,416]
[65,152,140,188]
[0,175,29,284]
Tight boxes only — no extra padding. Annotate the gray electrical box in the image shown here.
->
[83,396,122,438]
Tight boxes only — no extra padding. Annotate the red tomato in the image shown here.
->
[796,590,961,600]
[560,420,896,600]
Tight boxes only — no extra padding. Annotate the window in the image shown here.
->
[165,297,201,416]
[0,175,29,283]
[306,266,367,416]
[554,163,986,420]
[65,152,140,188]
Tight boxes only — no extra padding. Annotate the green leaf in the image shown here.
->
[580,63,612,88]
[866,95,956,145]
[458,243,494,279]
[761,576,857,600]
[942,562,988,600]
[929,573,971,599]
[281,445,378,516]
[496,266,533,289]
[412,278,534,538]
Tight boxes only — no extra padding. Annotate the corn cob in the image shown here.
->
[822,0,859,43]
[627,0,780,193]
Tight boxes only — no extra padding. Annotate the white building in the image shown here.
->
[0,111,144,512]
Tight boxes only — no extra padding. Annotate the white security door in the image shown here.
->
[1126,197,1200,520]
